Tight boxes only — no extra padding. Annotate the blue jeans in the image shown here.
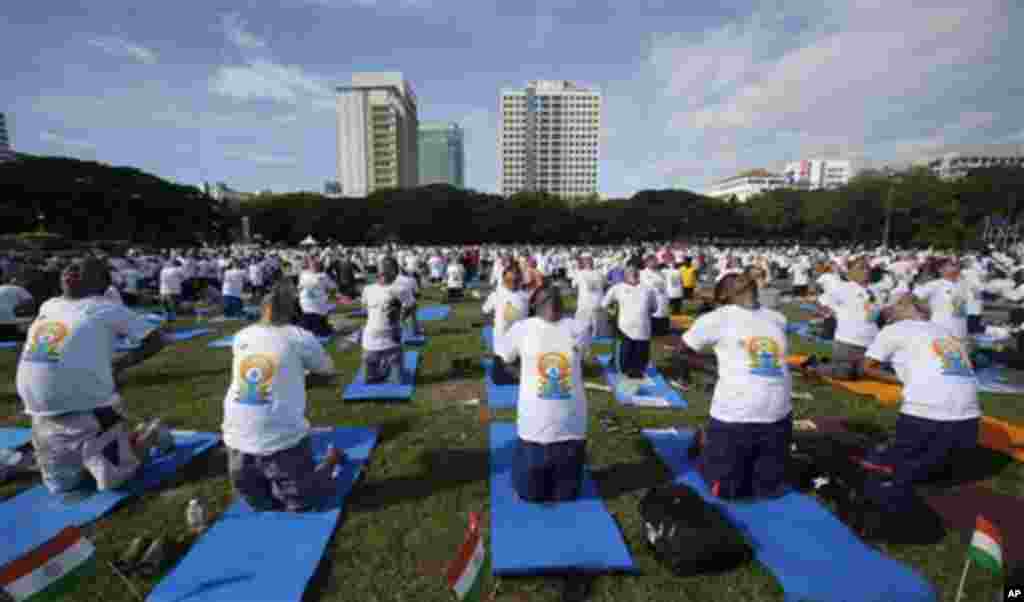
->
[513,438,586,503]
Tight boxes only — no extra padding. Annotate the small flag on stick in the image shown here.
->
[968,515,1003,575]
[447,512,489,602]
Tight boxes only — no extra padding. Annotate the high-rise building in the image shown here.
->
[783,159,854,189]
[336,72,419,197]
[0,113,13,163]
[499,80,600,198]
[418,121,464,188]
[913,145,1024,180]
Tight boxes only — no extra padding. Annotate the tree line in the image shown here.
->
[1,153,1021,249]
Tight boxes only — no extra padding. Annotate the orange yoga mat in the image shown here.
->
[670,314,695,331]
[786,355,902,406]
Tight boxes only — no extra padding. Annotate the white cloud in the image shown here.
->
[210,59,336,110]
[86,36,157,64]
[224,150,298,167]
[221,12,266,50]
[40,130,97,150]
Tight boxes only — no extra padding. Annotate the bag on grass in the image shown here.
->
[639,484,752,576]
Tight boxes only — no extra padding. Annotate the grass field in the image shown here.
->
[1,287,1022,602]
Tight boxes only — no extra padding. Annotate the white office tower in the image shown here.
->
[783,159,854,190]
[337,73,419,197]
[499,80,600,199]
[0,113,13,163]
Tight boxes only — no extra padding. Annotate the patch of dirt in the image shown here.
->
[427,379,484,405]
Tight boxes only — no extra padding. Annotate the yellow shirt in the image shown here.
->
[681,266,698,288]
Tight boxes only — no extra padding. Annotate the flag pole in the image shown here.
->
[954,555,971,602]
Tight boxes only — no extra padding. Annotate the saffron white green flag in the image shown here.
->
[447,512,488,602]
[0,526,97,601]
[968,515,1003,575]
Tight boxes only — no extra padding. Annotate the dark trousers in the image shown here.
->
[864,414,979,512]
[514,438,586,503]
[122,293,139,307]
[652,316,671,337]
[682,287,694,301]
[616,336,650,378]
[363,346,403,384]
[228,437,334,512]
[301,313,333,338]
[491,355,519,385]
[223,295,244,317]
[967,315,983,335]
[669,298,682,315]
[699,414,793,500]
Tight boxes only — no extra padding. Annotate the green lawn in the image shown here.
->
[1,291,1021,602]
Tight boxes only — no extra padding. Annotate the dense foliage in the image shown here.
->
[2,154,1022,249]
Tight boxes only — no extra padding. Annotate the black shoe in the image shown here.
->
[562,574,592,602]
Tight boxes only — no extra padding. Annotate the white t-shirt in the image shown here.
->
[602,283,657,341]
[865,320,980,421]
[298,270,335,315]
[0,285,33,321]
[159,266,185,296]
[222,324,334,455]
[683,305,792,423]
[791,261,810,286]
[499,317,591,444]
[572,268,606,314]
[482,287,530,355]
[446,263,465,289]
[119,268,143,295]
[663,267,683,299]
[248,263,265,286]
[820,280,881,347]
[17,297,153,416]
[394,273,419,299]
[222,269,247,298]
[428,256,444,278]
[817,272,841,295]
[914,279,968,338]
[361,282,414,352]
[640,269,669,318]
[104,286,123,305]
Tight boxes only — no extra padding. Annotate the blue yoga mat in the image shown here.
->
[0,428,31,450]
[343,351,419,401]
[0,341,20,350]
[595,354,687,409]
[489,422,635,575]
[418,305,451,322]
[482,358,518,410]
[146,427,378,602]
[642,428,937,602]
[117,328,215,351]
[798,302,819,313]
[401,326,426,346]
[789,321,831,345]
[350,308,368,318]
[0,431,219,570]
[482,325,494,351]
[977,367,1024,395]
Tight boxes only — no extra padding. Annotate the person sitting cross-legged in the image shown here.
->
[360,257,415,384]
[16,257,169,495]
[222,281,343,512]
[498,284,591,503]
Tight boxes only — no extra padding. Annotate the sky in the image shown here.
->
[4,0,1024,197]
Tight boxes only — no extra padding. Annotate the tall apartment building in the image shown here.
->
[0,113,13,163]
[783,159,854,189]
[336,72,419,197]
[418,121,464,188]
[499,80,600,198]
[914,145,1024,180]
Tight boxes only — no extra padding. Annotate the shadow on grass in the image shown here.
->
[592,458,674,501]
[346,448,490,513]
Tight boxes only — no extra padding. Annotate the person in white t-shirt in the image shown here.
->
[428,253,445,284]
[221,261,248,318]
[17,257,169,494]
[0,277,35,323]
[482,264,530,384]
[393,268,422,337]
[640,256,671,336]
[248,259,267,299]
[857,294,980,515]
[222,281,342,512]
[119,262,143,307]
[298,258,336,338]
[498,284,591,502]
[914,258,969,339]
[445,255,466,302]
[663,258,684,315]
[572,255,608,338]
[159,260,186,321]
[360,258,415,384]
[790,257,811,298]
[602,259,658,381]
[676,270,793,500]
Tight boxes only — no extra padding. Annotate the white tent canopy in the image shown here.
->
[300,235,318,246]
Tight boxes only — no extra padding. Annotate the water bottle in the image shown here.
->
[186,499,207,534]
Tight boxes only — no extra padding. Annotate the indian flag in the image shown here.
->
[446,512,488,602]
[967,515,1003,575]
[0,527,96,601]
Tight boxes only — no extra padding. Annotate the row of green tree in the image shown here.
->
[1,153,1021,248]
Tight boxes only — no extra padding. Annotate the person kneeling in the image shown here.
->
[360,258,414,384]
[676,272,793,500]
[17,258,169,495]
[222,282,342,512]
[482,264,529,386]
[498,285,591,503]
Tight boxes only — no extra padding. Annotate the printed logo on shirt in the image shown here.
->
[744,336,784,377]
[536,352,573,400]
[22,321,70,363]
[931,337,974,377]
[502,302,521,326]
[235,353,278,405]
[863,291,881,323]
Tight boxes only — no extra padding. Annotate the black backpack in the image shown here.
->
[639,484,753,576]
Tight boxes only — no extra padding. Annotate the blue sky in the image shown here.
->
[4,0,1023,197]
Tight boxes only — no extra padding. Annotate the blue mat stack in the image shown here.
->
[343,351,419,401]
[595,354,687,408]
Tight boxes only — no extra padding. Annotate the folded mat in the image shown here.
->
[418,305,451,322]
[117,327,214,351]
[978,416,1024,463]
[208,333,333,349]
[481,358,518,410]
[342,351,419,401]
[643,428,937,602]
[489,422,635,575]
[0,431,219,569]
[146,427,378,602]
[595,354,687,408]
[0,428,31,450]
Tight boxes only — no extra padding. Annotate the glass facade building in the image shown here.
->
[418,121,464,188]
